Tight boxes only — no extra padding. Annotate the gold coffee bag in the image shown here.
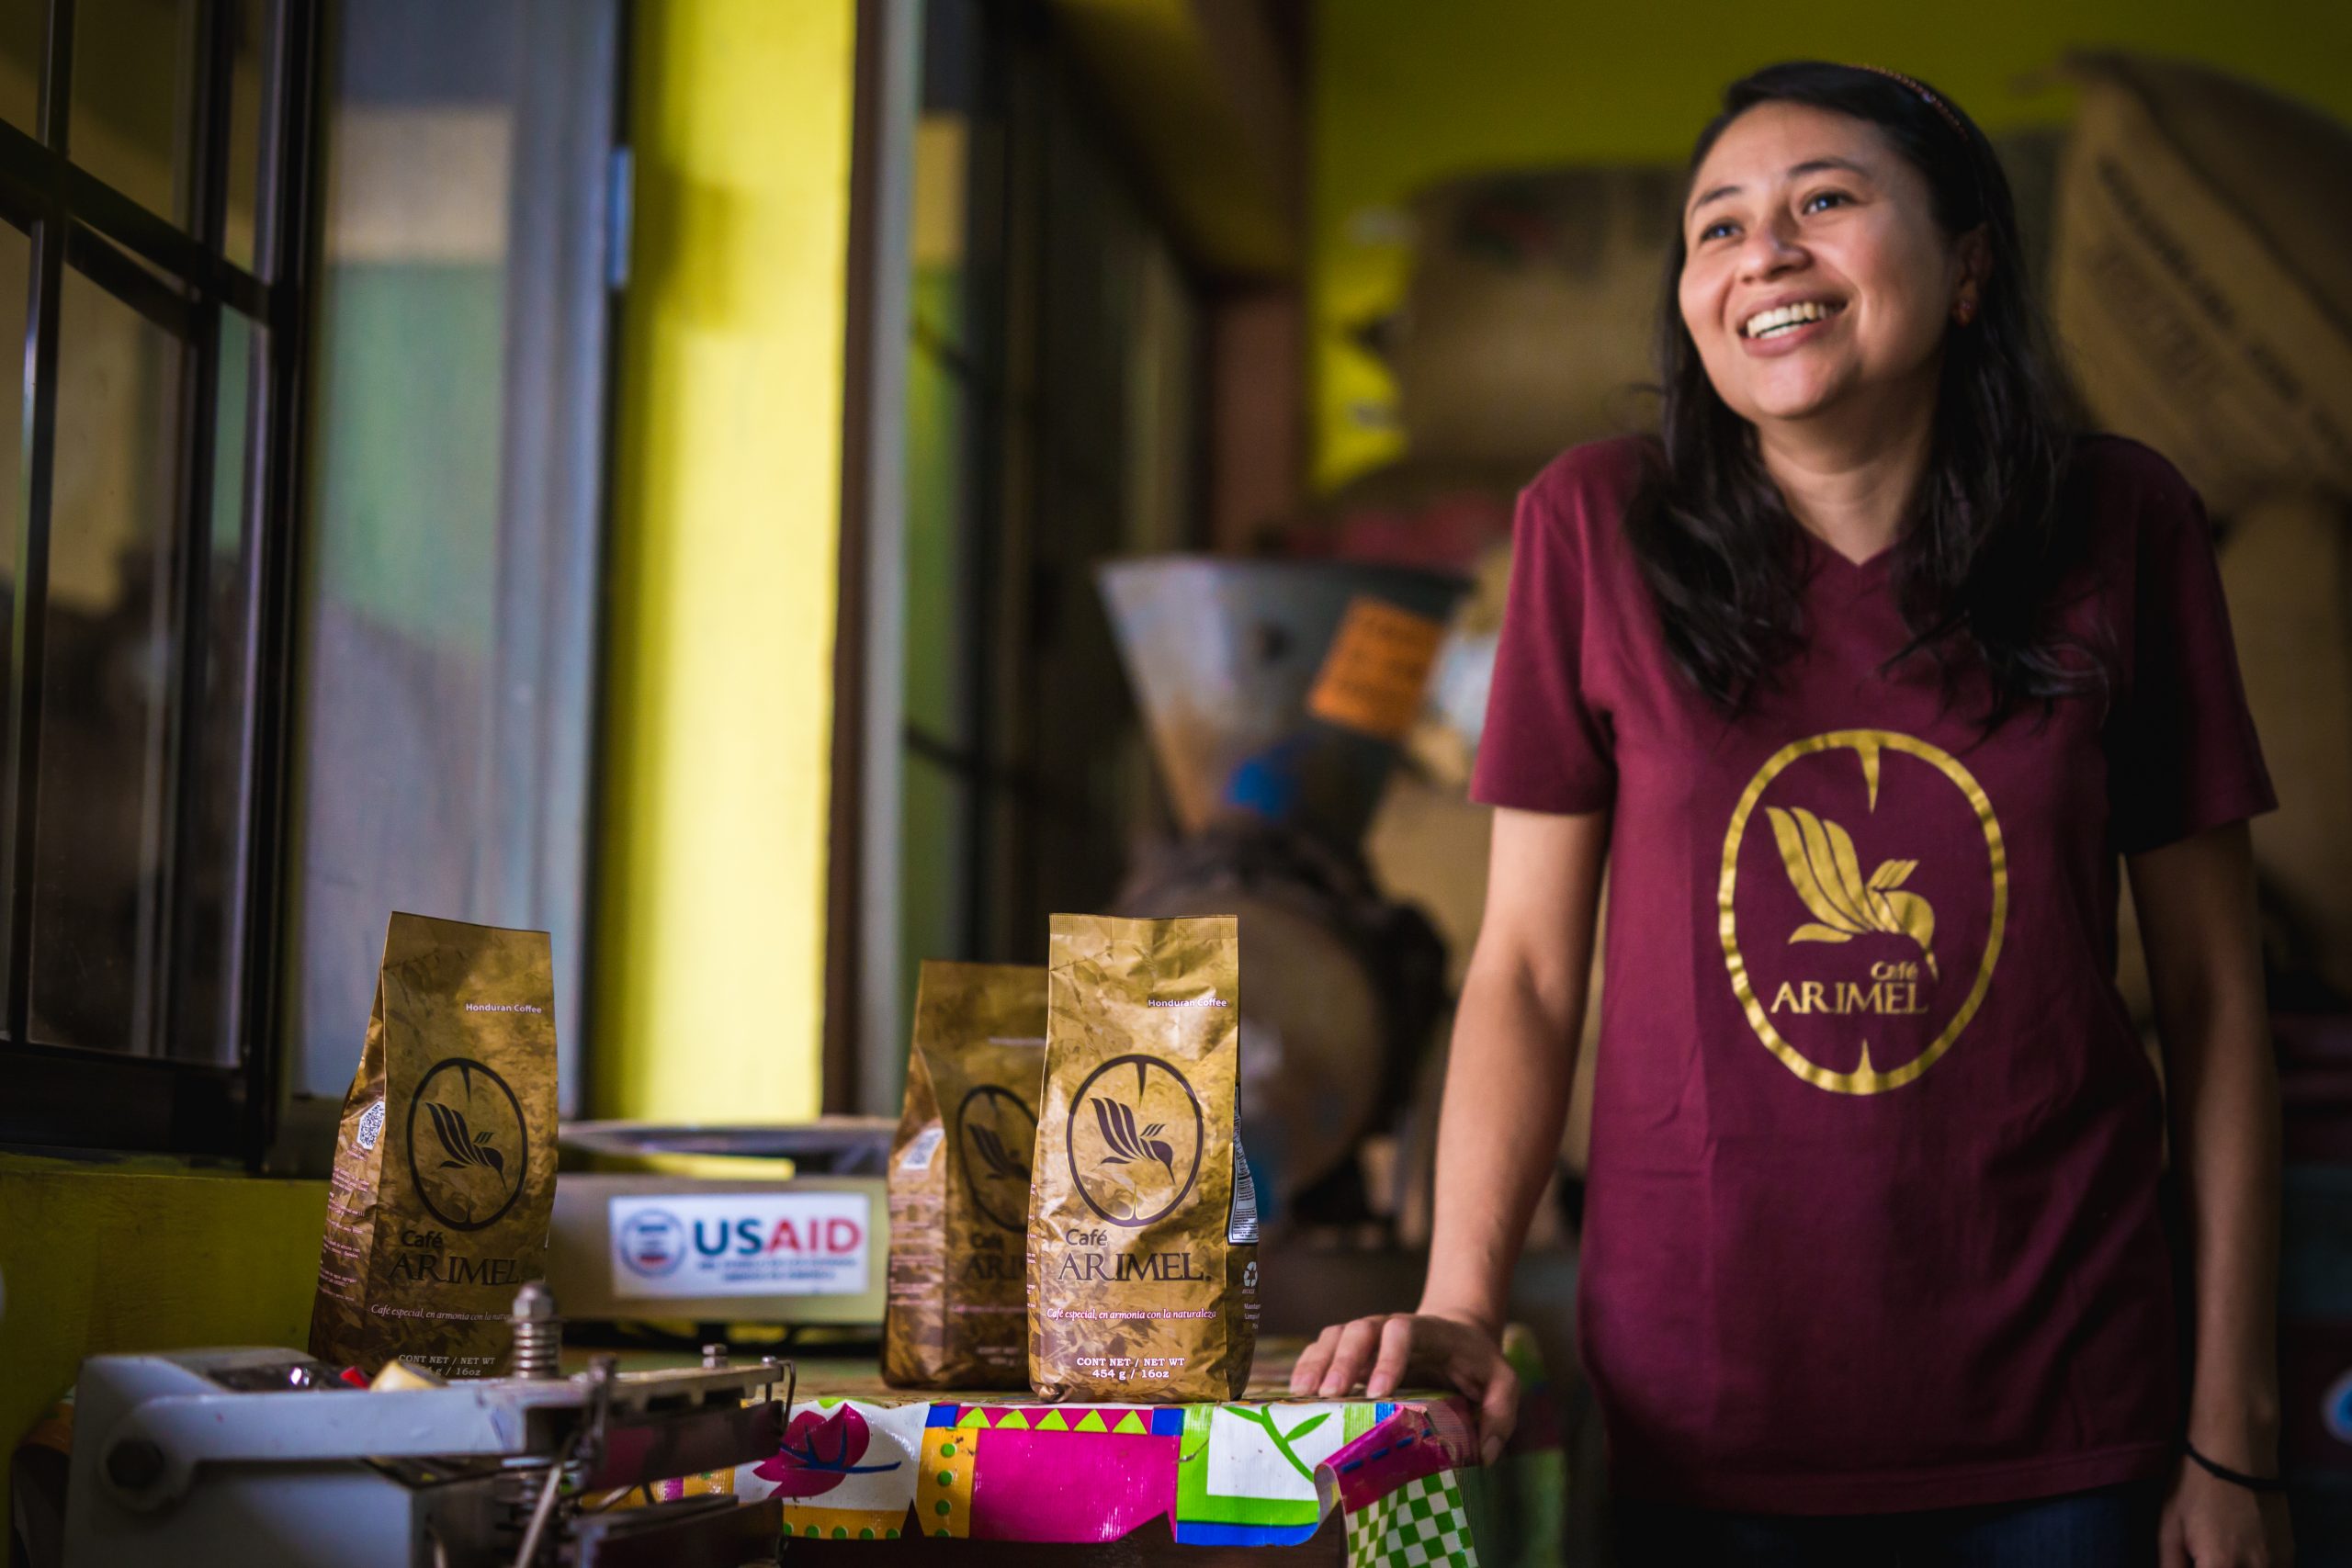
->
[309,913,559,1379]
[882,961,1049,1388]
[1029,915,1259,1403]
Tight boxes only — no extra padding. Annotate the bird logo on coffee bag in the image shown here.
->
[1067,1055,1204,1226]
[882,962,1050,1389]
[1091,1095,1175,1179]
[407,1058,529,1232]
[956,1084,1038,1232]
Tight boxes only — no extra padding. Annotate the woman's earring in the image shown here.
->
[1953,298,1976,325]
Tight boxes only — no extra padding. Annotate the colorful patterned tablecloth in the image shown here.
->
[13,1339,1564,1566]
[681,1337,1564,1566]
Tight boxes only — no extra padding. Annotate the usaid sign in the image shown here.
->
[608,1192,870,1300]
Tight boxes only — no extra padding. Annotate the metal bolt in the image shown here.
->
[509,1280,562,1380]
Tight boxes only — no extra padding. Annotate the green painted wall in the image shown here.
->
[1311,0,2352,490]
[0,1156,327,1531]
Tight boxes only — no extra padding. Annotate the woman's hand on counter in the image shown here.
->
[1287,1311,1520,1465]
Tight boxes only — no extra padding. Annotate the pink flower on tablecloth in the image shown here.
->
[753,1404,903,1498]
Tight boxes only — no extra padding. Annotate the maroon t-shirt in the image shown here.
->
[1473,434,2276,1513]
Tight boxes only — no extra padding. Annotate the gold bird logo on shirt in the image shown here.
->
[1766,805,1939,981]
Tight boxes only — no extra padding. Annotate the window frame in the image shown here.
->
[0,0,322,1161]
[829,0,1212,1115]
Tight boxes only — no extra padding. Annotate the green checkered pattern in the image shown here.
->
[1345,1469,1480,1568]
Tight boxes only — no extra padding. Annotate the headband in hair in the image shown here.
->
[1851,62,1972,144]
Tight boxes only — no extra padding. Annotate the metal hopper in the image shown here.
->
[1097,557,1468,1224]
[1096,557,1468,852]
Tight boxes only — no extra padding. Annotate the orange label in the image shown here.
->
[1306,597,1445,740]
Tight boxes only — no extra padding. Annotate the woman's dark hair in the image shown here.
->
[1630,60,2098,721]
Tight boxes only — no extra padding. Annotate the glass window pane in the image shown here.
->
[165,306,261,1063]
[898,749,971,1065]
[0,0,38,135]
[222,0,273,267]
[71,0,197,227]
[897,337,976,1068]
[287,0,620,1108]
[913,0,982,357]
[0,222,24,991]
[30,263,187,1053]
[911,114,970,355]
[903,343,972,742]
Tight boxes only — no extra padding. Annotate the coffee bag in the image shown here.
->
[1029,914,1259,1402]
[882,961,1049,1388]
[309,913,559,1379]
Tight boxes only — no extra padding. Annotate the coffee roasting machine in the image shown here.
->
[1099,558,1468,1230]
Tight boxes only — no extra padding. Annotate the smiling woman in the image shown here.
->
[1633,62,2084,720]
[1294,58,2293,1568]
[1681,124,1966,447]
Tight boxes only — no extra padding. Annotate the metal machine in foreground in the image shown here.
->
[63,1284,790,1568]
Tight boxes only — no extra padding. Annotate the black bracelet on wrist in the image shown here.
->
[2181,1438,2290,1494]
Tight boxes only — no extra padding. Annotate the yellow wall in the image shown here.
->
[1312,0,2352,491]
[594,0,860,1122]
[0,1156,327,1530]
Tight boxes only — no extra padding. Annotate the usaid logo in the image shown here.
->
[617,1209,687,1278]
[606,1192,873,1301]
[684,1213,866,1258]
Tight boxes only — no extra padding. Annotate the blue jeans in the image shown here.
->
[1610,1478,2165,1566]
